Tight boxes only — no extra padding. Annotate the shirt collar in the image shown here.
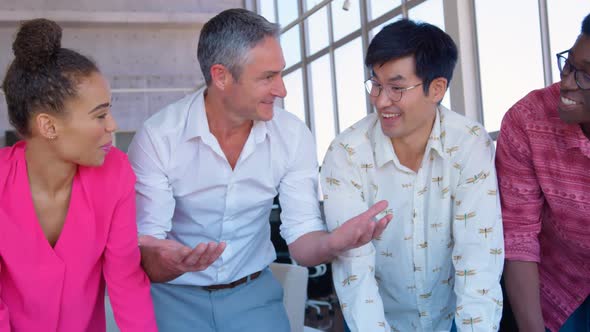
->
[373,106,447,169]
[182,88,269,145]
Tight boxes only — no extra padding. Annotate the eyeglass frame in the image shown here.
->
[364,78,424,102]
[556,50,590,90]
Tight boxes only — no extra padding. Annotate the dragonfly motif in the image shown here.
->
[323,194,328,200]
[479,227,493,238]
[419,292,432,299]
[342,275,358,286]
[432,266,442,273]
[442,276,454,285]
[360,191,366,202]
[325,176,340,187]
[441,130,447,139]
[462,317,483,332]
[431,223,443,232]
[493,298,504,307]
[371,183,378,198]
[402,183,413,188]
[351,180,362,190]
[441,187,450,198]
[455,200,463,207]
[360,163,374,172]
[417,186,428,195]
[339,142,355,156]
[466,172,486,184]
[365,299,374,304]
[466,125,481,136]
[490,248,503,263]
[381,249,393,257]
[446,146,460,156]
[487,189,497,196]
[456,305,464,316]
[456,269,477,286]
[407,285,417,291]
[453,162,463,171]
[432,176,444,186]
[377,322,385,327]
[477,289,490,296]
[404,235,413,241]
[418,241,428,249]
[368,265,375,273]
[340,303,347,310]
[419,311,428,318]
[413,264,422,272]
[455,212,476,227]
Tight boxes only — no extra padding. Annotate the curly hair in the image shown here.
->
[2,18,98,137]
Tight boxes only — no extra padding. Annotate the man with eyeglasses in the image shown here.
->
[320,19,503,332]
[496,13,590,332]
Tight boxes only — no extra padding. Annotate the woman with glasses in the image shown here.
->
[497,13,590,332]
[0,19,157,331]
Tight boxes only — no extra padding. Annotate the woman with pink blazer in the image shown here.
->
[0,19,157,331]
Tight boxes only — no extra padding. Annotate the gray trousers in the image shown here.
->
[151,268,291,332]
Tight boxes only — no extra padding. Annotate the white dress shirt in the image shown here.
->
[320,106,504,332]
[128,88,326,286]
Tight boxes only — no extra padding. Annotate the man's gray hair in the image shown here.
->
[197,8,280,85]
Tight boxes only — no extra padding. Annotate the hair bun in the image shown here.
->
[12,18,62,71]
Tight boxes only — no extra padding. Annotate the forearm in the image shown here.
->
[504,260,545,332]
[139,237,184,283]
[288,231,336,266]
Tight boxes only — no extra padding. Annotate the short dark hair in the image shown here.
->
[582,13,590,34]
[2,18,98,137]
[365,19,458,94]
[197,8,280,85]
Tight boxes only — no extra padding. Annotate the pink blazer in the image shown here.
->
[0,142,157,331]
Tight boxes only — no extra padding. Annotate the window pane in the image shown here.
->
[281,26,301,69]
[408,0,445,30]
[283,69,306,123]
[305,6,329,55]
[368,0,402,21]
[278,0,299,26]
[547,0,590,83]
[334,38,367,131]
[309,55,336,162]
[258,0,276,23]
[475,0,544,132]
[332,0,361,41]
[305,0,324,11]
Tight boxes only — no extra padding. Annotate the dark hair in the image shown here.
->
[583,13,590,34]
[2,18,98,137]
[197,8,280,85]
[365,19,458,94]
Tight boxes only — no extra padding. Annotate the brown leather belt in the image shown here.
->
[203,271,262,291]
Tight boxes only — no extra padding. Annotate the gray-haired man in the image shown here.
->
[128,8,392,332]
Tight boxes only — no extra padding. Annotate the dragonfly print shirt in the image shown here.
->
[321,106,504,332]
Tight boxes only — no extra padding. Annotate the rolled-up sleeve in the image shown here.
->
[495,104,543,262]
[127,125,176,239]
[320,141,390,332]
[278,125,326,245]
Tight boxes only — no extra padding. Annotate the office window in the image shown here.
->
[476,0,545,133]
[281,26,301,68]
[331,0,361,40]
[547,1,590,83]
[309,55,336,162]
[305,6,329,55]
[278,0,299,26]
[334,38,367,130]
[368,0,402,20]
[283,68,306,122]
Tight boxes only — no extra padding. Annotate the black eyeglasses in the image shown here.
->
[556,50,590,90]
[364,79,423,102]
